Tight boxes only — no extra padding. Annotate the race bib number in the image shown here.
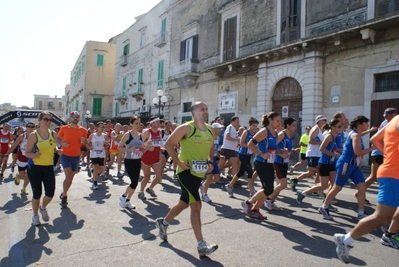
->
[0,138,8,143]
[191,160,208,174]
[95,150,103,155]
[267,149,276,163]
[131,148,143,159]
[152,139,161,147]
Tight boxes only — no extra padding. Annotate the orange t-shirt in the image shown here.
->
[377,115,399,180]
[58,125,87,157]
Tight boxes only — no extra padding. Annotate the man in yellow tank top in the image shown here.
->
[154,101,218,257]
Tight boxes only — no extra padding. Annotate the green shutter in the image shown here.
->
[75,100,78,111]
[82,61,85,74]
[122,76,127,97]
[115,102,119,116]
[93,98,102,116]
[157,60,164,88]
[97,54,104,66]
[123,44,130,55]
[138,68,143,93]
[161,18,166,42]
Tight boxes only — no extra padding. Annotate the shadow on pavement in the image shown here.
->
[44,208,85,240]
[83,183,111,204]
[121,209,157,240]
[0,193,30,214]
[159,242,224,267]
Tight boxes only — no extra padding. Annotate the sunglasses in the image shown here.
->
[42,118,52,122]
[26,125,35,128]
[70,116,80,119]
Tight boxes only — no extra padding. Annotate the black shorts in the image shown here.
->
[274,163,288,179]
[176,170,202,204]
[12,147,18,154]
[300,153,306,160]
[307,157,320,168]
[91,157,105,166]
[220,148,237,160]
[81,147,87,152]
[160,150,169,159]
[18,165,27,172]
[371,155,383,165]
[318,163,336,176]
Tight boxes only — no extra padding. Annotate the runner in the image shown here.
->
[24,111,56,226]
[155,101,218,256]
[296,119,342,208]
[138,116,163,199]
[242,111,287,220]
[10,127,24,173]
[225,117,258,197]
[0,123,14,178]
[87,122,108,190]
[118,116,147,209]
[319,116,375,221]
[108,123,124,178]
[200,122,224,203]
[265,117,299,210]
[333,114,399,263]
[290,125,311,174]
[160,120,172,173]
[6,123,35,195]
[220,116,240,185]
[290,115,327,191]
[56,111,87,208]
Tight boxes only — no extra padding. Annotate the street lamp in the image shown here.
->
[84,110,92,128]
[152,90,168,118]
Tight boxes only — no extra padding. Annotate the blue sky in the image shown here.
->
[0,0,161,107]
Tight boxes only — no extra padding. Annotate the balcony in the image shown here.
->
[169,58,200,88]
[114,91,127,104]
[120,55,128,67]
[130,88,144,101]
[154,31,168,48]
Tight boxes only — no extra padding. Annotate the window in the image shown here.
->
[75,100,79,111]
[140,32,146,48]
[183,102,192,112]
[122,76,127,97]
[223,17,237,61]
[180,35,198,61]
[38,101,43,109]
[376,0,399,16]
[123,44,130,56]
[181,116,192,123]
[81,61,85,74]
[79,96,82,110]
[157,60,164,88]
[58,102,62,109]
[161,18,167,42]
[138,68,143,93]
[115,102,119,117]
[281,0,301,43]
[93,98,102,116]
[96,54,104,66]
[48,101,53,109]
[375,71,399,92]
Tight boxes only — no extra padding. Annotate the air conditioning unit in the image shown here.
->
[138,106,143,113]
[142,104,149,112]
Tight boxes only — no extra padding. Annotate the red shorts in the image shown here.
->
[0,144,9,155]
[141,149,160,166]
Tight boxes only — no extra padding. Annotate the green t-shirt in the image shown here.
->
[177,121,213,178]
[299,133,309,154]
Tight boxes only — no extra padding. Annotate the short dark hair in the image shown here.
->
[231,116,239,123]
[350,116,369,129]
[248,117,259,126]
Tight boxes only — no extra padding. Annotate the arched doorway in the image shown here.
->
[272,78,303,148]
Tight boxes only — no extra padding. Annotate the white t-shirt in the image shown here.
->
[221,125,238,150]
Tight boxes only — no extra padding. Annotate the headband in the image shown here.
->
[316,116,327,123]
[149,118,160,124]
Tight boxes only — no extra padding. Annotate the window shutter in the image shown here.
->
[115,102,119,117]
[192,34,198,60]
[157,60,164,88]
[123,44,130,56]
[138,68,143,92]
[223,20,228,61]
[224,17,237,61]
[161,18,167,42]
[122,76,127,96]
[180,40,186,61]
[281,0,288,43]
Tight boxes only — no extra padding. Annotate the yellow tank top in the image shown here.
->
[32,130,55,166]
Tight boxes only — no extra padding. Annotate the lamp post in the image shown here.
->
[152,90,168,118]
[84,110,92,128]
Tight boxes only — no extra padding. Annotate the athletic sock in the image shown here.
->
[343,233,354,246]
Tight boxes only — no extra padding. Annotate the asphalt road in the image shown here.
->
[0,162,397,267]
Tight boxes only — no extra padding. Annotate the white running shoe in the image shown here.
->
[202,194,212,203]
[225,184,234,196]
[264,199,273,210]
[39,205,49,222]
[119,195,127,208]
[32,214,41,226]
[125,201,136,209]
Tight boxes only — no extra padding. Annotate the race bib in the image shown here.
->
[191,160,209,174]
[247,148,253,155]
[0,137,8,143]
[131,148,143,159]
[152,139,161,147]
[267,149,276,163]
[95,150,103,155]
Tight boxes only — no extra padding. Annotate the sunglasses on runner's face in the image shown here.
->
[71,115,80,119]
[26,125,35,128]
[42,118,52,122]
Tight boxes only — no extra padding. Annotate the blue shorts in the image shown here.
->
[334,162,364,187]
[60,155,80,172]
[307,157,320,168]
[376,178,399,208]
[207,157,220,175]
